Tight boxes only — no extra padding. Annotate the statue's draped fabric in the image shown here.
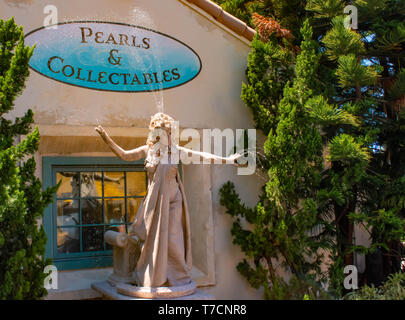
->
[130,163,192,287]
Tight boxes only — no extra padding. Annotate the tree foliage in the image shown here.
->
[216,0,405,299]
[344,272,405,300]
[0,17,59,299]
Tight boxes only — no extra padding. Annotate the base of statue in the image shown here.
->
[116,280,196,299]
[91,281,215,300]
[97,231,215,300]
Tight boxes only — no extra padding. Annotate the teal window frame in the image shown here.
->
[42,156,146,270]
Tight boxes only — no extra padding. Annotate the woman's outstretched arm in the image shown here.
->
[95,125,148,161]
[177,145,241,164]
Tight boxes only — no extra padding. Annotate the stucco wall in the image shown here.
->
[2,0,254,130]
[1,0,264,299]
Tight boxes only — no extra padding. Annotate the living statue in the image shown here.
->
[95,112,240,293]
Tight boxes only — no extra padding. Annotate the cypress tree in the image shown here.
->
[0,17,58,299]
[220,20,351,299]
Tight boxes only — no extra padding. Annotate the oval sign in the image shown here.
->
[25,21,202,92]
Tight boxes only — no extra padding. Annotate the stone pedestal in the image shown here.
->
[116,280,197,299]
[97,230,215,300]
[104,230,140,285]
[91,281,215,300]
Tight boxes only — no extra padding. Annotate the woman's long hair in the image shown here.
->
[145,112,178,169]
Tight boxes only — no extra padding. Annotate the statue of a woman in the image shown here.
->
[95,112,240,288]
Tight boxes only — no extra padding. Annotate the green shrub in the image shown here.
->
[344,273,405,300]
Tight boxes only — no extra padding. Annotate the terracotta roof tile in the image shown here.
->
[184,0,256,41]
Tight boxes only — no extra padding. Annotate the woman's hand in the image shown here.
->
[95,125,108,139]
[227,153,243,165]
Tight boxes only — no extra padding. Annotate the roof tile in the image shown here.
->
[185,0,256,41]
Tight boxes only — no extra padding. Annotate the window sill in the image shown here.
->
[45,267,112,300]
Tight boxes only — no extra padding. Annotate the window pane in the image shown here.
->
[104,198,125,224]
[57,227,80,253]
[56,172,80,198]
[57,200,79,226]
[82,226,104,252]
[127,171,147,197]
[52,165,147,263]
[81,198,103,224]
[127,198,144,224]
[80,172,103,198]
[104,172,125,197]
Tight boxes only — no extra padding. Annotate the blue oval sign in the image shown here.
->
[25,21,202,92]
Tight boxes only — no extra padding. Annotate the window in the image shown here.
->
[42,157,146,270]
